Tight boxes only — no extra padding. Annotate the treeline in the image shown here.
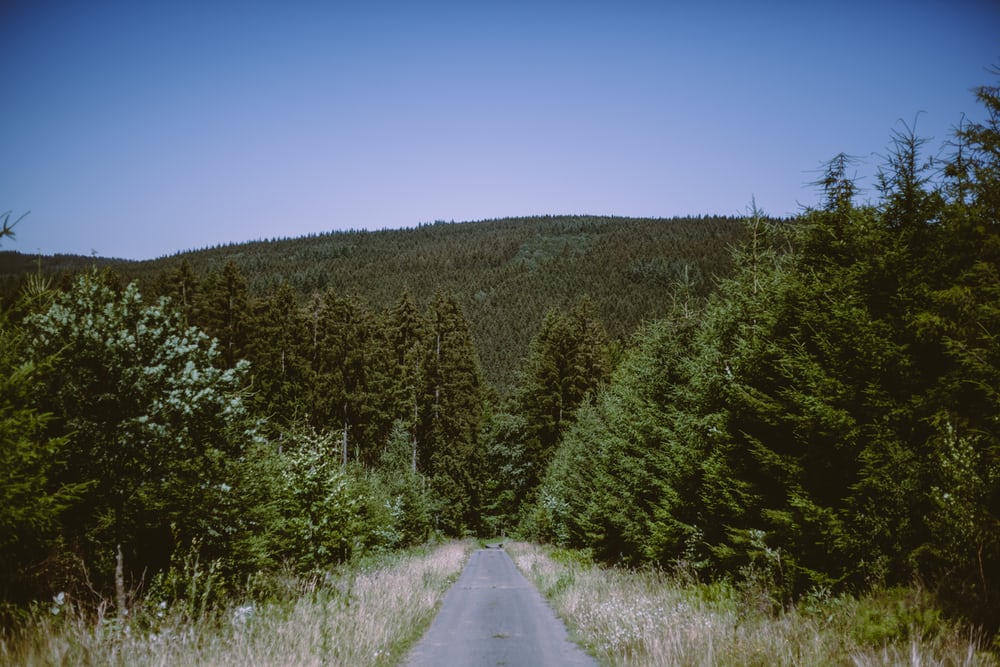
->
[0,266,493,621]
[524,79,1000,630]
[1,215,748,391]
[4,72,999,639]
[1,212,749,625]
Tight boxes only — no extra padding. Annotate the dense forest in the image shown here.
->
[1,214,748,391]
[2,74,999,642]
[524,80,1000,631]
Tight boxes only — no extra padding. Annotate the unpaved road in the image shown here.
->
[404,547,598,667]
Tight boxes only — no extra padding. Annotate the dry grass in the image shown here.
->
[508,542,996,667]
[0,540,473,667]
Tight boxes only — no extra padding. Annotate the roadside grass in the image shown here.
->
[507,542,996,667]
[0,540,473,667]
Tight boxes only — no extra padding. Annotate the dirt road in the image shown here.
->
[404,547,598,666]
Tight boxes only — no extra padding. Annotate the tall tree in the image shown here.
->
[24,272,252,609]
[418,290,485,534]
[247,282,311,427]
[917,75,1000,623]
[0,295,83,612]
[197,260,250,368]
[311,290,384,466]
[387,290,426,470]
[161,259,199,327]
[517,299,610,495]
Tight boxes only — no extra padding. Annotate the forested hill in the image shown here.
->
[1,215,750,389]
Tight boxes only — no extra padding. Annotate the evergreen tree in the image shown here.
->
[418,290,485,534]
[311,290,385,466]
[0,297,83,612]
[517,299,610,496]
[24,272,253,606]
[375,420,433,546]
[387,290,426,470]
[197,260,250,368]
[247,282,311,427]
[480,409,531,536]
[161,259,199,326]
[916,76,1000,624]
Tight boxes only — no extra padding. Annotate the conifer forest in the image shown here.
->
[2,75,1000,648]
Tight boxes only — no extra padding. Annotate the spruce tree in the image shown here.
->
[248,282,311,427]
[311,290,382,466]
[517,299,610,495]
[418,290,485,535]
[387,290,426,471]
[0,299,82,611]
[197,260,250,368]
[24,272,253,604]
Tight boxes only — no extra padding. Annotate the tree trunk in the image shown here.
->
[412,398,419,474]
[115,543,127,620]
[342,417,348,466]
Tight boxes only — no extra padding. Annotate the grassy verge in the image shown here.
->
[0,540,473,667]
[507,542,996,667]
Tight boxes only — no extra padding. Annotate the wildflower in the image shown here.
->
[232,604,255,628]
[50,591,66,615]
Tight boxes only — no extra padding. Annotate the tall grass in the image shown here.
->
[508,542,996,667]
[0,540,473,667]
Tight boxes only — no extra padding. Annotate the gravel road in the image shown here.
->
[403,547,599,667]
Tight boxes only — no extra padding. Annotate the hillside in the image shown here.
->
[1,215,750,389]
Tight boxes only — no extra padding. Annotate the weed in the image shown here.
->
[0,540,474,666]
[507,542,997,667]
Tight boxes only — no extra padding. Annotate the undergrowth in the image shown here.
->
[508,542,997,667]
[0,540,474,667]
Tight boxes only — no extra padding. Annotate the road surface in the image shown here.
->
[404,547,599,667]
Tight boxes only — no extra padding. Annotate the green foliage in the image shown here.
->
[479,410,531,536]
[1,210,27,244]
[269,429,366,570]
[528,301,707,565]
[22,271,255,600]
[373,420,434,548]
[196,260,250,368]
[525,72,1000,631]
[5,72,1000,642]
[225,423,435,577]
[245,281,312,428]
[418,291,487,535]
[0,300,85,613]
[516,299,611,492]
[1,215,747,390]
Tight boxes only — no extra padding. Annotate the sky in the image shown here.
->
[1,1,998,260]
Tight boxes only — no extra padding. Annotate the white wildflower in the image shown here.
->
[232,604,255,629]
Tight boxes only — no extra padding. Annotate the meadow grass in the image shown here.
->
[507,542,997,667]
[0,540,473,667]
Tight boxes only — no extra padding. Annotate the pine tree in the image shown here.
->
[162,259,199,327]
[24,272,253,606]
[247,282,311,427]
[311,290,383,466]
[197,260,250,368]
[0,299,82,611]
[418,290,485,534]
[517,299,610,495]
[916,75,1000,624]
[387,290,426,471]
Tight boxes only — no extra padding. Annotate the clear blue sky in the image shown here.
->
[2,1,998,260]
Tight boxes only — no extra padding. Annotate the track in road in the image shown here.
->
[404,547,598,667]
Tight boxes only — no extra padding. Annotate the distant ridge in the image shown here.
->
[1,215,752,389]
